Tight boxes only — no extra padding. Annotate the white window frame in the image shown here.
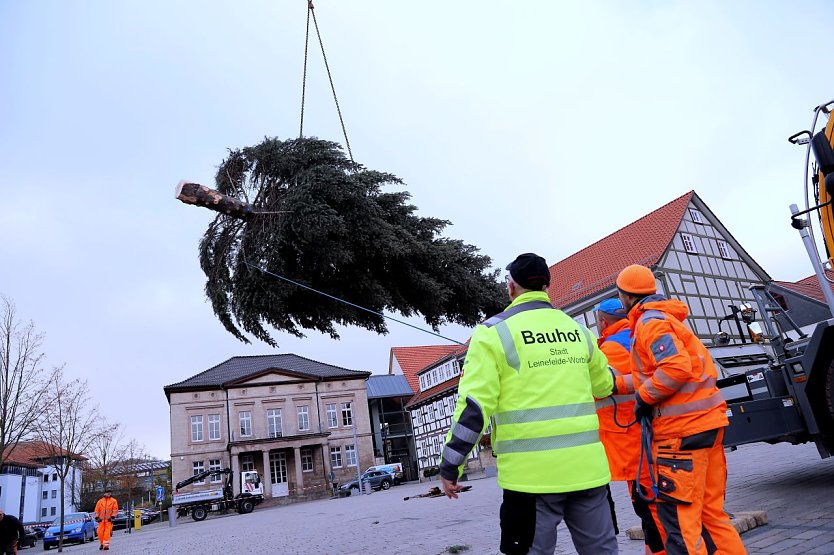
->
[341,402,353,427]
[41,491,47,500]
[717,240,732,259]
[326,404,338,428]
[267,408,283,438]
[329,446,342,468]
[681,233,698,254]
[209,459,222,483]
[301,449,314,472]
[41,508,46,518]
[191,415,203,442]
[297,405,310,432]
[50,507,56,516]
[192,461,205,484]
[208,414,221,441]
[345,444,357,467]
[241,455,254,472]
[239,411,252,437]
[689,208,704,223]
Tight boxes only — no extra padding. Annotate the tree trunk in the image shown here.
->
[175,181,252,219]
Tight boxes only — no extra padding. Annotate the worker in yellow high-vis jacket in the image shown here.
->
[440,253,617,555]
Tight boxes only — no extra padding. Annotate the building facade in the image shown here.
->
[0,442,84,523]
[405,350,489,481]
[366,375,418,481]
[547,191,771,346]
[165,354,372,504]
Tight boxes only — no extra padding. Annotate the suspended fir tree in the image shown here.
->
[181,136,506,346]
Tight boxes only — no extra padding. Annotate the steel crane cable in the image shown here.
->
[299,0,354,161]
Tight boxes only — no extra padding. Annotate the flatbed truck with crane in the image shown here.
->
[716,99,834,459]
[173,468,264,521]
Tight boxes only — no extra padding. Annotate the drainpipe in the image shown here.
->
[224,385,232,465]
[315,379,323,433]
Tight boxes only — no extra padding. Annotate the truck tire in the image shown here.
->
[192,506,209,522]
[238,499,255,514]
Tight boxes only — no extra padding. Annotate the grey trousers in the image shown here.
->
[529,485,618,555]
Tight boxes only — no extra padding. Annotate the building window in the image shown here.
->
[717,240,732,259]
[52,474,57,481]
[41,508,47,518]
[50,507,56,516]
[42,475,48,483]
[192,461,205,484]
[681,233,698,254]
[42,491,47,500]
[239,411,252,437]
[689,208,704,223]
[267,409,283,438]
[51,490,57,499]
[345,444,357,467]
[208,414,221,441]
[341,402,353,427]
[326,404,338,428]
[191,415,204,442]
[241,455,254,472]
[329,446,342,468]
[297,406,310,432]
[301,449,313,472]
[209,459,222,483]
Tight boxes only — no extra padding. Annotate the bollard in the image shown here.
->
[167,507,177,527]
[363,481,372,495]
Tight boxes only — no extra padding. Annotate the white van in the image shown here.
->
[364,463,404,484]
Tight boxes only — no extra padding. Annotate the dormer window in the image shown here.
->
[689,209,704,224]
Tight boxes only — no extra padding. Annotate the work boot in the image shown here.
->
[99,546,103,551]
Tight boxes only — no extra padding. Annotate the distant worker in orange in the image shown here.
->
[94,489,119,551]
[615,265,745,555]
[594,298,665,554]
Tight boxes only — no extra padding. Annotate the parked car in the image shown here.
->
[17,527,37,549]
[139,509,160,525]
[110,511,129,530]
[339,470,394,494]
[42,512,96,550]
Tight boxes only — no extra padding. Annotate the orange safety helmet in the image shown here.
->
[616,264,656,295]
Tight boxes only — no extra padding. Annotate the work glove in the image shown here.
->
[634,391,654,421]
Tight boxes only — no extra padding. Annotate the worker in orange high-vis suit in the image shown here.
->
[94,489,119,551]
[615,265,745,555]
[594,298,666,555]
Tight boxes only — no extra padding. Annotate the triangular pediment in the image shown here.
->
[225,368,309,386]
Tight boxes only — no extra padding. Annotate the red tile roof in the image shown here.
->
[389,345,461,391]
[547,191,694,308]
[772,270,834,305]
[405,375,461,409]
[2,441,85,468]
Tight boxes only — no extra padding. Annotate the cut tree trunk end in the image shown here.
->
[175,180,252,219]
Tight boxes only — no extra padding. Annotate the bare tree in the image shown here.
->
[79,421,126,510]
[36,372,109,552]
[0,296,55,471]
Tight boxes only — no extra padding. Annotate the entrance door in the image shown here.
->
[269,452,289,497]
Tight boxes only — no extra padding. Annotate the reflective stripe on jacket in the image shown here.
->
[440,291,613,494]
[594,319,641,481]
[628,295,728,440]
[94,497,119,520]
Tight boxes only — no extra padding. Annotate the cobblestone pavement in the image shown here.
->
[52,441,833,555]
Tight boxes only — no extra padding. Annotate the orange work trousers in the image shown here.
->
[652,428,745,555]
[97,520,113,548]
[630,480,666,554]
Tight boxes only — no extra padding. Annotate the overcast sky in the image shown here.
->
[2,1,833,459]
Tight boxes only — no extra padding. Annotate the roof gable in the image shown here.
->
[547,191,693,308]
[3,441,85,468]
[389,345,461,391]
[772,270,834,305]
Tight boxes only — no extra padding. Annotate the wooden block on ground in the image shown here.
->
[625,510,767,540]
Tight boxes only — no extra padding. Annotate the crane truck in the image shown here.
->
[716,99,834,458]
[173,468,264,521]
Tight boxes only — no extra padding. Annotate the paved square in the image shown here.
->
[54,441,833,554]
